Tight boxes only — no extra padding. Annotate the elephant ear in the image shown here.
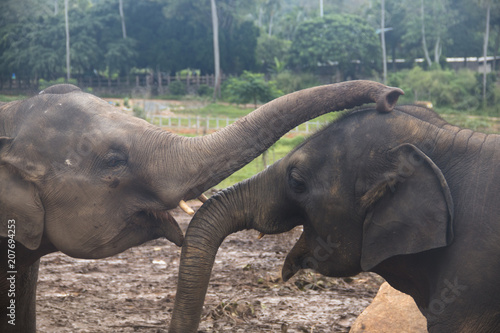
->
[0,137,45,250]
[360,144,454,271]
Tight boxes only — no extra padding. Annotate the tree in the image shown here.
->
[274,5,306,40]
[256,34,291,73]
[400,0,456,67]
[255,0,282,36]
[446,0,483,61]
[289,14,381,80]
[139,0,258,75]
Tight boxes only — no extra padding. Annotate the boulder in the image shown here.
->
[350,282,427,333]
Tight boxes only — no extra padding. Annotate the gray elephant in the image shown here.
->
[169,102,500,332]
[0,81,400,332]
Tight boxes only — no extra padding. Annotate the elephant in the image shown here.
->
[0,81,401,332]
[169,102,500,332]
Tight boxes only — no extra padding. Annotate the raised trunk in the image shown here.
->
[169,172,282,332]
[168,81,403,202]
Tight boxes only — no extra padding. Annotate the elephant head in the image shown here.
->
[169,102,462,332]
[0,81,402,260]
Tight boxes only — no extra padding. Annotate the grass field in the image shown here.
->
[214,135,307,189]
[0,94,25,102]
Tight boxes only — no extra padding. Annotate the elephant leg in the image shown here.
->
[0,256,40,333]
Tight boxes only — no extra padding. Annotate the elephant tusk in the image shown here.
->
[179,200,195,215]
[257,232,265,240]
[198,194,208,203]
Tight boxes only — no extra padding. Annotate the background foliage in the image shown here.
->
[1,0,500,112]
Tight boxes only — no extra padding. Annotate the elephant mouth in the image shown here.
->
[133,210,184,246]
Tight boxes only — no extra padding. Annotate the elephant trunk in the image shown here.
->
[168,82,404,332]
[168,170,285,332]
[169,81,403,201]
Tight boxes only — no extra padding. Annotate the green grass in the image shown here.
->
[433,106,500,133]
[440,113,500,133]
[214,136,306,189]
[179,103,255,118]
[0,94,25,102]
[201,110,341,189]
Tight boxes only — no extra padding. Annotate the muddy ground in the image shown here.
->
[36,201,384,333]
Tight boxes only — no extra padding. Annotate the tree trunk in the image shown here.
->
[268,10,274,36]
[381,0,387,84]
[420,0,432,68]
[119,0,127,39]
[392,42,397,71]
[434,36,441,65]
[65,0,70,81]
[493,26,500,71]
[320,0,324,17]
[483,2,491,107]
[211,0,220,102]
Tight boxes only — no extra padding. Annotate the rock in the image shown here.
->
[349,282,427,333]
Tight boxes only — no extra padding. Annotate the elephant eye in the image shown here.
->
[103,150,128,169]
[288,168,307,193]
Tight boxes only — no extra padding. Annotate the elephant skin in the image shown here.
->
[349,282,427,333]
[170,103,500,332]
[0,81,400,332]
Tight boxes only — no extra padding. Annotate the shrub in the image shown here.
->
[223,71,282,107]
[387,67,494,111]
[273,71,319,94]
[39,78,78,91]
[133,105,146,119]
[168,80,186,96]
[197,84,213,97]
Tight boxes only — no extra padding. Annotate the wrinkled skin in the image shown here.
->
[0,81,400,332]
[170,104,500,333]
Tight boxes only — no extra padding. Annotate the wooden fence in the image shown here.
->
[149,114,326,135]
[78,73,225,90]
[0,73,225,94]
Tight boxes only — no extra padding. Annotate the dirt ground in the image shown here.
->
[36,201,384,333]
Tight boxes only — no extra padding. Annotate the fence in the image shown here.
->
[0,73,226,94]
[148,114,327,135]
[78,73,225,90]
